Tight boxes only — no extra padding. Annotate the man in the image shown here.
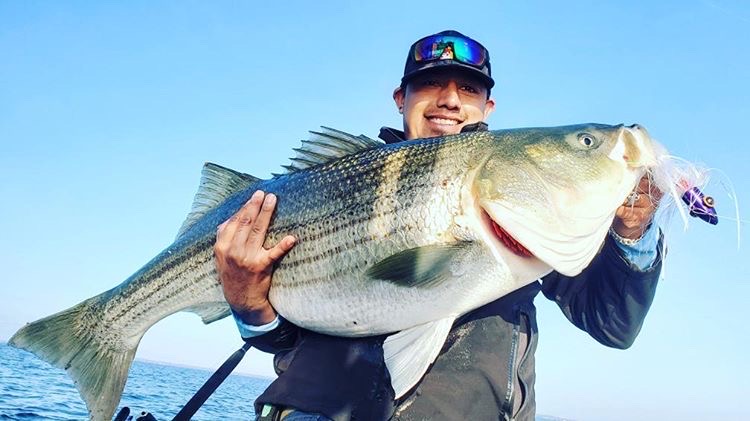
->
[214,30,663,421]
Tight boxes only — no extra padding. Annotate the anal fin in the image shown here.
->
[384,317,455,398]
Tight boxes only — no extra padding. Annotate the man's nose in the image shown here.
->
[436,82,461,109]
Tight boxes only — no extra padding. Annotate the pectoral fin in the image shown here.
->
[365,243,470,288]
[383,317,455,398]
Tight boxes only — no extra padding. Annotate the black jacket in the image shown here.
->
[247,125,663,421]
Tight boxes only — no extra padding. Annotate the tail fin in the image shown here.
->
[9,298,141,421]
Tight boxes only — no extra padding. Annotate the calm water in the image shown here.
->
[0,343,272,420]
[0,343,568,421]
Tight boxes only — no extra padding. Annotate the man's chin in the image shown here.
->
[420,125,462,138]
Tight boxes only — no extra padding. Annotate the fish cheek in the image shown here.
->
[564,154,630,207]
[523,143,583,186]
[475,157,516,202]
[475,160,547,211]
[477,178,493,199]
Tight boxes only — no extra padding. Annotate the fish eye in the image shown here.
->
[577,133,597,148]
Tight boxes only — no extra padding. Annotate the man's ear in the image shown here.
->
[393,86,405,113]
[484,97,496,119]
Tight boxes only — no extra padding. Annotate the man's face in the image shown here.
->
[393,68,496,140]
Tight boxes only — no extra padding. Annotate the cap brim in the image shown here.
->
[401,60,495,89]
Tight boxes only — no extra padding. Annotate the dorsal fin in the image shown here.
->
[176,163,260,239]
[278,126,383,174]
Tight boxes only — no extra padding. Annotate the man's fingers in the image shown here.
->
[616,204,655,228]
[614,175,664,239]
[215,190,291,269]
[266,235,297,263]
[622,176,663,209]
[645,183,664,203]
[227,190,266,249]
[636,174,664,203]
[215,191,264,259]
[246,193,277,249]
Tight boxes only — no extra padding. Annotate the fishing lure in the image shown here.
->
[680,184,718,225]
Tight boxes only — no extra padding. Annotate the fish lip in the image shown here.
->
[617,124,658,168]
[480,207,534,258]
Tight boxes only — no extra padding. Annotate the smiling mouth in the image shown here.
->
[484,210,533,257]
[427,117,461,126]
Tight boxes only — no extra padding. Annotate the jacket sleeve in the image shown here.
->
[242,318,301,353]
[540,233,664,349]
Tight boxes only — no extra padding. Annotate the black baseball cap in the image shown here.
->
[401,30,494,89]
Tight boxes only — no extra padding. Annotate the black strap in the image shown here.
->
[171,342,253,420]
[378,126,406,144]
[460,121,489,133]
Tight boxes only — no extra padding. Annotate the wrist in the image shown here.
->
[231,302,277,326]
[610,227,644,246]
[611,219,651,241]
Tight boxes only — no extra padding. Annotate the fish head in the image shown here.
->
[472,123,658,276]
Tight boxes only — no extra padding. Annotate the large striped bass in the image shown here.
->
[10,124,660,420]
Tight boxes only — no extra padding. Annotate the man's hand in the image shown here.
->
[612,175,664,240]
[214,190,296,326]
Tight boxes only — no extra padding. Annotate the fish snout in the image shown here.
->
[610,124,656,168]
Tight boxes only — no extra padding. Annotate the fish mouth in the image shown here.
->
[481,209,534,257]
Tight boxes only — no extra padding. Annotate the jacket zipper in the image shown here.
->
[514,311,532,418]
[503,317,520,420]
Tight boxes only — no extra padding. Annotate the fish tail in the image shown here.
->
[9,297,139,421]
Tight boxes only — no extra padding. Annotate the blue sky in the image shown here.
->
[1,1,748,420]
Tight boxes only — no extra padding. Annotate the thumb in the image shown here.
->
[266,235,297,263]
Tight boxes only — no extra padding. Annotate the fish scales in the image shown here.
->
[258,135,486,334]
[96,242,223,347]
[89,132,476,341]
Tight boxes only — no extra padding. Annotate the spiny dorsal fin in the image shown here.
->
[280,126,384,174]
[176,163,260,239]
